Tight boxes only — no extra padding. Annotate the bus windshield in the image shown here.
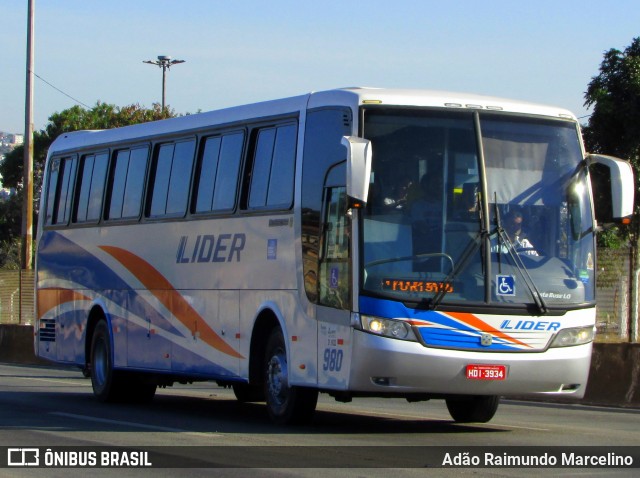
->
[361,108,594,310]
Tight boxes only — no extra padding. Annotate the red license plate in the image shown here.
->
[466,364,507,380]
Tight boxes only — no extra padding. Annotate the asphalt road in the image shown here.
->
[0,363,639,477]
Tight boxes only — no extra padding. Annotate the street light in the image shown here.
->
[143,55,185,111]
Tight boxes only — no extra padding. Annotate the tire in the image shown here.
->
[90,320,124,402]
[90,320,156,403]
[232,383,265,403]
[263,329,318,425]
[445,395,500,423]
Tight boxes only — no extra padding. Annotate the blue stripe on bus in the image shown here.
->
[359,296,523,350]
[38,231,182,336]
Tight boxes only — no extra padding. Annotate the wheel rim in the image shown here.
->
[266,348,289,407]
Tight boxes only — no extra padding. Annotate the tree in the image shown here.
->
[584,37,640,168]
[0,102,176,267]
[583,37,640,247]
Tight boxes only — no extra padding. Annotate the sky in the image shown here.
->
[1,0,639,134]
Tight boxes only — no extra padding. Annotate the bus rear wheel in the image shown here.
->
[90,320,125,402]
[445,395,500,423]
[90,320,156,403]
[263,329,318,425]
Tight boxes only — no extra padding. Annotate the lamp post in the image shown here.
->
[143,55,185,111]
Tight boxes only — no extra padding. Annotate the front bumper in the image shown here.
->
[348,329,591,398]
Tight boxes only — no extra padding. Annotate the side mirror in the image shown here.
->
[342,136,372,207]
[587,154,635,224]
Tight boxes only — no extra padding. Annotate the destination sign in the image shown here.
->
[382,279,453,293]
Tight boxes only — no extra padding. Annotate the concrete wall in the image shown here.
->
[1,324,638,407]
[583,342,640,407]
[0,324,49,365]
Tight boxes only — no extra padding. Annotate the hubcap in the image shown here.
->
[267,350,288,406]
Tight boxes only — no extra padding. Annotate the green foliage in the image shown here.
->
[596,226,627,249]
[0,193,22,240]
[0,239,21,269]
[0,192,22,269]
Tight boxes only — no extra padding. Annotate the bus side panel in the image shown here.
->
[171,290,241,379]
[125,290,172,371]
[56,307,87,363]
[239,290,318,387]
[317,320,353,391]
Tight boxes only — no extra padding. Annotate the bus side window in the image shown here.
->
[246,123,297,210]
[194,132,244,214]
[74,152,108,224]
[148,139,195,218]
[44,156,77,226]
[106,146,149,221]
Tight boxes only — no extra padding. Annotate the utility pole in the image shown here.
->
[143,55,185,111]
[21,0,35,270]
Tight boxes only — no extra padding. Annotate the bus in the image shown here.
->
[35,88,634,425]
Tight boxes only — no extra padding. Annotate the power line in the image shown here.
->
[31,70,92,109]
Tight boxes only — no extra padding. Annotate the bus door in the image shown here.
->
[316,175,353,389]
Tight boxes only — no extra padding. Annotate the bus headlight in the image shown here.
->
[360,315,416,341]
[550,326,595,348]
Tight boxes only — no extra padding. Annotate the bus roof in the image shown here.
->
[47,87,578,154]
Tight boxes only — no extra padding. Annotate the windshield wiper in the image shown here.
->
[428,231,484,310]
[429,192,486,310]
[493,201,548,315]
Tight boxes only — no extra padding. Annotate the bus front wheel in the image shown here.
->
[445,395,500,423]
[263,329,318,425]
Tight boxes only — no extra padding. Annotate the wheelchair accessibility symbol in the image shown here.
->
[330,267,339,289]
[496,275,515,296]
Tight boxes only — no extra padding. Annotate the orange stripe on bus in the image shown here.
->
[99,245,244,359]
[37,288,91,319]
[446,311,531,348]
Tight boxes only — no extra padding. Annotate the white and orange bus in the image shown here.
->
[35,88,633,424]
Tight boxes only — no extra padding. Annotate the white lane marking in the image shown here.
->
[50,412,222,438]
[4,375,90,386]
[318,405,550,431]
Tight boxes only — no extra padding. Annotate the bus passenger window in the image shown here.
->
[107,146,149,220]
[74,152,108,223]
[247,123,297,210]
[45,156,77,226]
[148,139,195,217]
[194,132,244,213]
